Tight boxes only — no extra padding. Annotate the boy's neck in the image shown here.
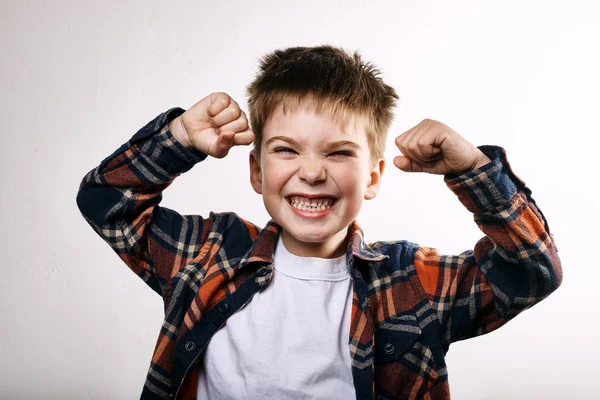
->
[280,229,348,259]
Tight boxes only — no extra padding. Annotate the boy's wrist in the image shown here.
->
[471,152,493,171]
[168,116,193,149]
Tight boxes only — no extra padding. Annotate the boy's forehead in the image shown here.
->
[264,102,368,139]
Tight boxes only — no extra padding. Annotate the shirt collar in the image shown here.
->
[239,219,387,269]
[345,220,388,262]
[238,220,280,268]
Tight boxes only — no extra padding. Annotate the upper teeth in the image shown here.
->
[289,196,334,209]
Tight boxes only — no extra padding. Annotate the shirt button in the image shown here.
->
[384,343,395,355]
[218,302,229,313]
[184,340,197,352]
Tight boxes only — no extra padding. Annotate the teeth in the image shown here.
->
[289,196,335,212]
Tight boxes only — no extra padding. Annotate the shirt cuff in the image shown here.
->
[443,145,531,215]
[128,108,208,175]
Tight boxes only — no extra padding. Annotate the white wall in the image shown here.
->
[1,0,597,398]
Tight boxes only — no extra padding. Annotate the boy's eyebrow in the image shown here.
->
[324,140,362,151]
[265,136,362,151]
[264,136,301,148]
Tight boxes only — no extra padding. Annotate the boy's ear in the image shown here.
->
[364,158,385,200]
[249,149,263,195]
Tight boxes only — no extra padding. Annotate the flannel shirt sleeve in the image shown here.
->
[412,145,562,347]
[76,108,210,297]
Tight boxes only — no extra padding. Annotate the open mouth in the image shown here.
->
[286,195,338,212]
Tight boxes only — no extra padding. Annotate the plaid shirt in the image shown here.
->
[76,108,562,400]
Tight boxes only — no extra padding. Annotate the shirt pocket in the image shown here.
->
[374,314,439,400]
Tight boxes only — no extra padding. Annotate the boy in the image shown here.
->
[76,45,562,399]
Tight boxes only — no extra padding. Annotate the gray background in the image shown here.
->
[1,0,597,398]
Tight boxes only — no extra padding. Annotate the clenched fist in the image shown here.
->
[168,92,255,158]
[393,119,492,175]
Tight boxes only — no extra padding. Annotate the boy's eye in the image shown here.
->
[328,150,354,157]
[274,147,296,154]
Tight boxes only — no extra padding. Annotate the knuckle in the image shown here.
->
[229,107,242,119]
[213,92,231,104]
[219,139,231,150]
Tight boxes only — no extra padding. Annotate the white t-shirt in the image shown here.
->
[196,235,355,399]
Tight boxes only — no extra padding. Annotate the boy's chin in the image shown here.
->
[281,223,340,241]
[280,226,349,255]
[289,232,331,244]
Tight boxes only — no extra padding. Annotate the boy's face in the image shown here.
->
[249,103,385,258]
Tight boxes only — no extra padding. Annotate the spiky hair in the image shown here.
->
[246,45,399,161]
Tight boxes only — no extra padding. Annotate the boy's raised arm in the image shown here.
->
[76,93,254,298]
[393,119,562,348]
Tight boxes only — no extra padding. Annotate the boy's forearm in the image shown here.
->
[77,108,206,223]
[431,146,562,342]
[76,108,206,295]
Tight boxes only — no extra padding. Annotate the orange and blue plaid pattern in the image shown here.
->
[77,108,562,399]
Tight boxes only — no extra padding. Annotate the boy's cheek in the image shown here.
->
[263,160,292,180]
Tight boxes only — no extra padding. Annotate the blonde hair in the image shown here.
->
[246,45,399,161]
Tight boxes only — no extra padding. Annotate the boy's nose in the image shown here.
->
[298,159,327,185]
